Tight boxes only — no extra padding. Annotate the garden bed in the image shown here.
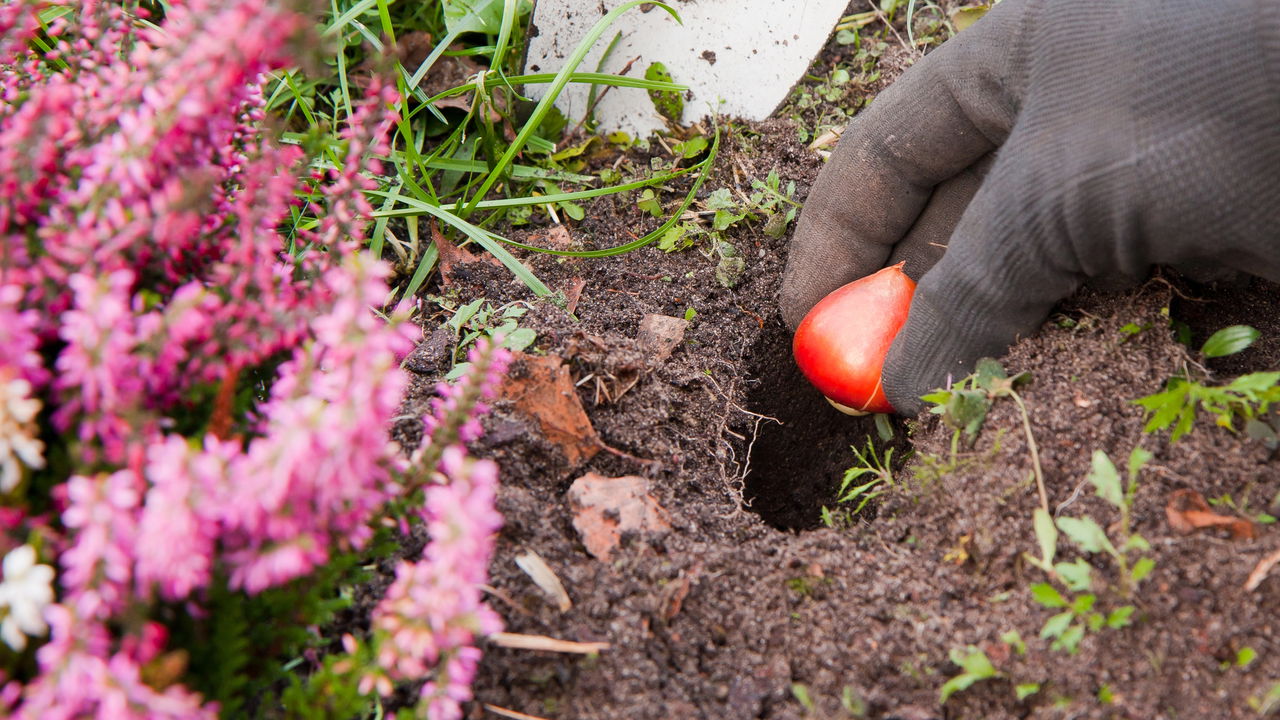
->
[396,55,1280,720]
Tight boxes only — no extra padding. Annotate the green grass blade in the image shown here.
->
[368,179,403,260]
[483,127,719,258]
[490,0,520,71]
[387,203,552,297]
[406,27,463,93]
[371,162,701,217]
[322,0,380,36]
[460,1,682,219]
[396,239,439,304]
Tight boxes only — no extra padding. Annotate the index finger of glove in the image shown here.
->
[780,0,1029,330]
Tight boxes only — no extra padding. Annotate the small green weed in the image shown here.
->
[1023,448,1154,654]
[821,437,897,527]
[658,168,800,254]
[433,296,537,377]
[1134,324,1280,442]
[922,358,1047,511]
[939,646,1000,703]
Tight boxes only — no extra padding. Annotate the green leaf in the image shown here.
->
[956,647,997,676]
[939,674,979,704]
[1057,516,1116,555]
[1033,508,1058,568]
[449,299,485,334]
[1053,624,1085,654]
[443,0,514,36]
[945,389,990,437]
[920,390,952,408]
[1000,630,1026,655]
[636,188,663,218]
[657,224,691,252]
[1127,446,1153,483]
[1015,683,1041,700]
[874,413,894,442]
[672,135,708,158]
[1054,558,1093,592]
[940,647,998,703]
[1039,610,1074,639]
[1228,372,1280,394]
[952,4,990,31]
[1201,325,1260,358]
[712,208,746,231]
[1029,582,1066,609]
[1238,647,1258,668]
[1122,533,1151,552]
[1070,593,1096,614]
[705,188,737,211]
[645,61,683,123]
[444,361,473,380]
[973,357,1007,390]
[1106,605,1135,629]
[1130,556,1156,584]
[1087,450,1124,508]
[500,327,537,352]
[790,683,814,710]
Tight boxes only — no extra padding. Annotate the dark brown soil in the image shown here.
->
[393,12,1280,720]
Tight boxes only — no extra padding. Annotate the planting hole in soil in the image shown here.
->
[741,321,881,530]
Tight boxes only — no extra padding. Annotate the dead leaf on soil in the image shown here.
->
[499,353,602,466]
[1245,547,1280,592]
[561,276,586,315]
[529,224,574,250]
[636,314,688,366]
[514,550,572,612]
[432,220,500,288]
[568,472,671,563]
[1166,489,1255,540]
[658,561,702,623]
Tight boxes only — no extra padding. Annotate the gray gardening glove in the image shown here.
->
[780,0,1280,415]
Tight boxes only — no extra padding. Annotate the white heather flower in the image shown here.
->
[0,375,44,493]
[0,544,55,651]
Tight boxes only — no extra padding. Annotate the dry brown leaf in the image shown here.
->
[568,473,671,562]
[500,353,601,466]
[562,276,586,315]
[430,220,493,288]
[658,561,702,623]
[530,225,574,249]
[636,314,688,365]
[1166,489,1255,540]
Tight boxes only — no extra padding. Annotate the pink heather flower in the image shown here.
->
[17,605,217,719]
[370,449,503,717]
[134,436,223,601]
[59,471,142,619]
[54,271,151,465]
[2,0,504,714]
[0,285,47,388]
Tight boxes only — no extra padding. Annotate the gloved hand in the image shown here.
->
[780,0,1280,414]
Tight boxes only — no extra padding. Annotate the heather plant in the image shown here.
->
[0,0,512,717]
